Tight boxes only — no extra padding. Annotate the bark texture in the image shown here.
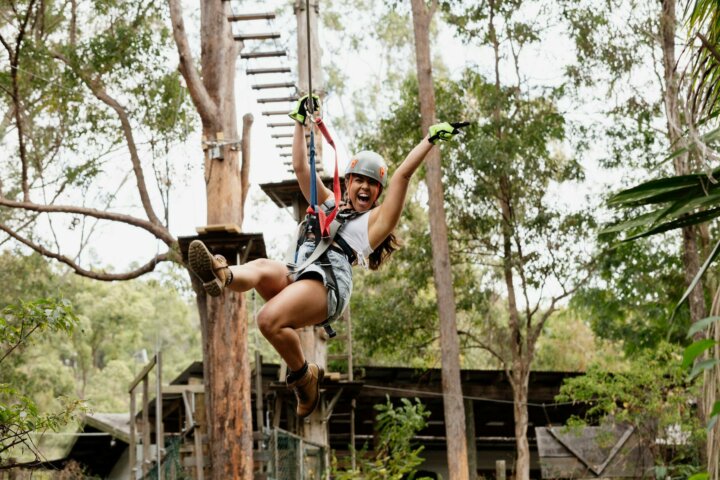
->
[170,0,253,478]
[660,2,716,476]
[409,1,469,479]
[660,0,707,327]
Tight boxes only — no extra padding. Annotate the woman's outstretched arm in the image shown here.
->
[368,122,468,248]
[367,135,434,247]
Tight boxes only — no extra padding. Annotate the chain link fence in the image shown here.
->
[260,427,327,480]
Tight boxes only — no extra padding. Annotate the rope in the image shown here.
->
[305,0,314,114]
[363,384,577,408]
[302,0,340,236]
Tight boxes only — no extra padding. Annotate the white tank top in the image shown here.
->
[339,212,373,267]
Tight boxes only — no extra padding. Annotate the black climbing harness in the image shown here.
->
[292,203,367,338]
[291,0,369,338]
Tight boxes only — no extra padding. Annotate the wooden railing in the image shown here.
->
[128,352,164,479]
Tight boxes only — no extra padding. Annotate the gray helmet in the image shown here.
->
[345,151,388,188]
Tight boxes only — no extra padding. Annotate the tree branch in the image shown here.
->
[0,197,174,244]
[697,32,720,64]
[0,223,173,281]
[9,0,38,203]
[240,113,252,227]
[428,0,438,18]
[167,0,220,127]
[0,324,41,364]
[71,69,163,228]
[458,329,506,366]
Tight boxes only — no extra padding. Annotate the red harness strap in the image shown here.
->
[312,117,341,237]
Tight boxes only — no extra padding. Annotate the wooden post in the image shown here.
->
[255,351,264,431]
[496,460,506,480]
[295,0,328,450]
[129,391,137,478]
[155,352,164,480]
[142,377,150,477]
[465,398,477,479]
[190,376,205,480]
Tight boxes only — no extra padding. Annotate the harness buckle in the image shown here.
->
[321,322,337,338]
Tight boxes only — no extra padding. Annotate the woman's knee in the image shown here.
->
[256,304,282,338]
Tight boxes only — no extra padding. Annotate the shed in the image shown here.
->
[535,424,654,479]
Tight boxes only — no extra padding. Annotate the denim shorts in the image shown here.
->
[290,241,353,323]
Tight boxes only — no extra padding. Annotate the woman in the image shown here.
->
[188,96,465,418]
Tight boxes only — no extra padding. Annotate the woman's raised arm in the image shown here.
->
[368,122,469,248]
[291,112,332,207]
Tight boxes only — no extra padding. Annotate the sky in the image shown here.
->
[7,0,636,277]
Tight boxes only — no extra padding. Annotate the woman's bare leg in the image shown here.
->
[225,258,292,300]
[255,277,328,370]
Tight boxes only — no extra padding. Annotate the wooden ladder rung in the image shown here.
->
[275,143,292,148]
[235,33,281,41]
[240,50,286,59]
[252,82,296,90]
[271,133,293,138]
[267,122,295,128]
[257,96,296,104]
[262,110,288,116]
[228,13,276,21]
[247,67,292,75]
[280,154,292,158]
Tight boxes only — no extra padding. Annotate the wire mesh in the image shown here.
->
[262,427,327,480]
[143,437,192,480]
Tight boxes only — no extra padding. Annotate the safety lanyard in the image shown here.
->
[307,116,341,237]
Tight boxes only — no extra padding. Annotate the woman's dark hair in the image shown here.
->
[341,186,401,270]
[368,230,401,270]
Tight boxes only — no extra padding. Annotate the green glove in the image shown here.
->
[428,121,470,144]
[288,94,320,125]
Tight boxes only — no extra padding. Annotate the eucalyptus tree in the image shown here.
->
[433,2,592,477]
[408,1,470,478]
[365,67,589,480]
[0,1,254,477]
[560,1,720,475]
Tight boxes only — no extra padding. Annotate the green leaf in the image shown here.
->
[711,400,720,418]
[687,316,720,338]
[651,190,720,227]
[708,401,720,432]
[688,473,709,480]
[608,175,707,207]
[689,358,720,380]
[600,210,665,235]
[708,415,718,432]
[682,339,717,368]
[673,236,720,317]
[624,206,720,241]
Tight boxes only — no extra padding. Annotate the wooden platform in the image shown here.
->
[177,228,266,266]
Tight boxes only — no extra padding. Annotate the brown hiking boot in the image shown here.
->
[287,363,324,418]
[188,240,230,297]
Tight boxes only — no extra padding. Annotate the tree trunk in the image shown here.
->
[489,1,532,471]
[660,0,707,327]
[196,1,252,478]
[510,368,531,480]
[409,1,469,479]
[660,2,713,474]
[499,180,531,480]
